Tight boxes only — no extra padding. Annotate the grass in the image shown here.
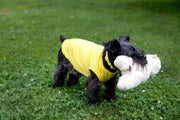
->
[0,0,180,119]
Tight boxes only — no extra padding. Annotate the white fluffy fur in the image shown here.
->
[114,54,161,90]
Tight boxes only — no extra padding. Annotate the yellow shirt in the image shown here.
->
[62,39,117,82]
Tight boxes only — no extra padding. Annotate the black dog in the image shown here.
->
[53,35,146,104]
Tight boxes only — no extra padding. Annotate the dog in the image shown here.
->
[53,35,147,104]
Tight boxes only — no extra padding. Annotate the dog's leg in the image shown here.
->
[86,72,101,104]
[67,68,81,87]
[53,49,69,88]
[53,64,68,88]
[103,74,117,100]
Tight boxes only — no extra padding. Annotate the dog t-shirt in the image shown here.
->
[61,39,117,82]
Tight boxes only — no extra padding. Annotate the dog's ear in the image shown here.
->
[103,39,121,53]
[119,36,130,42]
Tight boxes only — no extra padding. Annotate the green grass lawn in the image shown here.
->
[0,0,180,119]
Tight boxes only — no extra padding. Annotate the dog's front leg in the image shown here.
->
[103,74,117,100]
[86,72,101,104]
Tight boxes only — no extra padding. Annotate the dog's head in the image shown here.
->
[103,36,147,72]
[119,36,147,67]
[103,36,147,71]
[119,36,144,56]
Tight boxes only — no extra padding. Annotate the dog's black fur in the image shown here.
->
[119,36,147,67]
[53,35,147,104]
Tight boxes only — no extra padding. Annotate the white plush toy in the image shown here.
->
[114,54,161,90]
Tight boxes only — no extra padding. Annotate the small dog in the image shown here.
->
[53,35,146,104]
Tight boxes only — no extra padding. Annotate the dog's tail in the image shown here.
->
[60,35,66,42]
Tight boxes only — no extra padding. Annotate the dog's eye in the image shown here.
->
[150,53,155,55]
[131,47,138,54]
[132,48,136,52]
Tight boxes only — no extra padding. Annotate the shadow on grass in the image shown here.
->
[108,0,180,16]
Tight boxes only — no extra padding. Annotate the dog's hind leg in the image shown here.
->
[67,68,81,87]
[53,49,69,88]
[53,64,68,88]
[103,74,117,100]
[86,71,101,104]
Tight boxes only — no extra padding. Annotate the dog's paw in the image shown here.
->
[52,83,56,88]
[52,82,63,88]
[67,80,79,88]
[103,93,116,101]
[87,97,99,104]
